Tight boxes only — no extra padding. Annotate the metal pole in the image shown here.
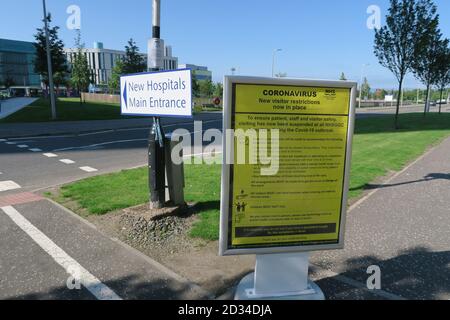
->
[148,0,166,209]
[42,0,57,120]
[272,49,281,78]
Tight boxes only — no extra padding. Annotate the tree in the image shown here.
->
[374,0,436,128]
[70,30,91,104]
[361,77,371,100]
[191,74,200,98]
[33,14,68,92]
[214,82,224,98]
[122,39,146,74]
[339,72,347,81]
[411,2,444,115]
[4,71,15,89]
[199,80,214,98]
[434,44,450,113]
[109,60,124,94]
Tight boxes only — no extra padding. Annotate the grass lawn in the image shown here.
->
[0,97,126,123]
[51,113,450,241]
[1,97,217,122]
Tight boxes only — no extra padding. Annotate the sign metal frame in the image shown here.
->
[219,76,357,256]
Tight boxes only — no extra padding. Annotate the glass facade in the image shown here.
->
[0,38,41,88]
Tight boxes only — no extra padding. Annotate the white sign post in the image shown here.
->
[120,69,192,118]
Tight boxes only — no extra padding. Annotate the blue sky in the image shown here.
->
[1,0,449,89]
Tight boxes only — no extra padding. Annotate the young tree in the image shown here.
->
[122,39,146,74]
[434,44,450,114]
[361,77,371,100]
[33,14,68,92]
[4,71,15,89]
[70,30,91,104]
[199,80,214,98]
[339,72,347,81]
[411,2,443,115]
[109,60,124,94]
[191,73,200,98]
[374,0,435,128]
[214,82,224,98]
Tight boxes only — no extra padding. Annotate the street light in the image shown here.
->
[358,63,370,109]
[42,0,57,120]
[272,49,282,78]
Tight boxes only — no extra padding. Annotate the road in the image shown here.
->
[0,106,449,300]
[0,114,221,300]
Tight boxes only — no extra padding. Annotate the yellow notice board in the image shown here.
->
[220,77,357,256]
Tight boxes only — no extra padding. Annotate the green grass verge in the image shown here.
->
[52,113,450,241]
[2,97,218,123]
[0,97,128,123]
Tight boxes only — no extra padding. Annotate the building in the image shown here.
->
[0,38,41,95]
[64,42,178,87]
[179,64,212,82]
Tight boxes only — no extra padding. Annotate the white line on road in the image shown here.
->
[17,145,29,148]
[54,139,148,152]
[43,153,58,158]
[80,166,98,173]
[29,148,43,152]
[78,130,114,137]
[0,206,122,300]
[60,159,75,164]
[0,139,6,142]
[5,142,17,145]
[0,181,21,192]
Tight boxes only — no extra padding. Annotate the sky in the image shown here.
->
[1,0,449,89]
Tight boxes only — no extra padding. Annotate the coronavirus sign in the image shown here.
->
[120,69,192,118]
[220,76,357,256]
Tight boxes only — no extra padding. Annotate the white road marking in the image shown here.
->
[54,139,148,152]
[5,142,17,145]
[60,159,75,164]
[17,145,29,148]
[0,206,122,300]
[78,130,114,137]
[43,153,58,158]
[29,148,43,152]
[0,139,7,142]
[0,181,21,192]
[80,166,98,173]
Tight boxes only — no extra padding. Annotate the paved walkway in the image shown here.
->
[311,135,450,300]
[0,98,38,120]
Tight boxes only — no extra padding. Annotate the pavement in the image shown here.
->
[0,98,38,120]
[1,106,450,300]
[311,135,450,300]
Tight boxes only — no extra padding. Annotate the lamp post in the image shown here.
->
[358,63,369,109]
[272,49,282,78]
[42,0,57,120]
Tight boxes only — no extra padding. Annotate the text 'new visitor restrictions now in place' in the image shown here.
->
[224,82,355,253]
[120,69,192,118]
